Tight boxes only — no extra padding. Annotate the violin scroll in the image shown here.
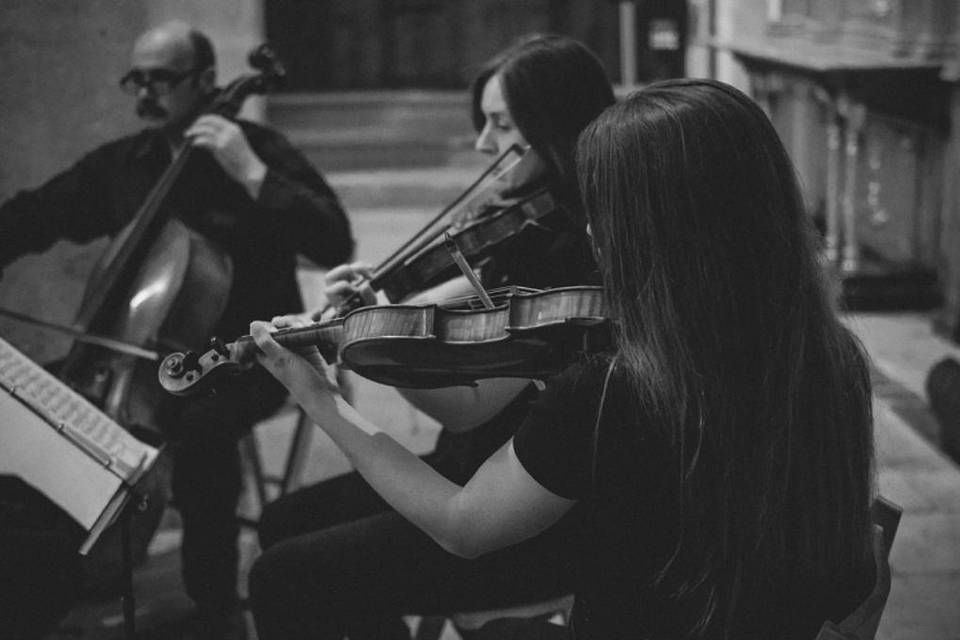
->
[159,335,253,395]
[160,319,345,396]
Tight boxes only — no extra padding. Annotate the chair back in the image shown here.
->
[814,496,902,640]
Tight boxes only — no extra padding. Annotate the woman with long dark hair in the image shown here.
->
[251,78,876,639]
[250,35,615,639]
[567,78,876,638]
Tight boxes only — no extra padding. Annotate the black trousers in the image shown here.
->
[159,366,287,612]
[249,386,582,639]
[0,477,85,640]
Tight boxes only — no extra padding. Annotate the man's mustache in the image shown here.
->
[136,100,167,119]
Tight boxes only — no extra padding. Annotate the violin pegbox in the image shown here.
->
[158,337,248,396]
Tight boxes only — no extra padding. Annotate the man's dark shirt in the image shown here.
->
[0,120,353,338]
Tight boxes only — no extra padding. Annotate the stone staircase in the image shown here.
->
[267,90,482,174]
[267,90,491,255]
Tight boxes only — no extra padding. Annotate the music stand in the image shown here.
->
[0,336,163,640]
[80,453,162,640]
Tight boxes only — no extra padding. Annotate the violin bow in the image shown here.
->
[331,144,527,314]
[0,307,160,361]
[372,144,528,280]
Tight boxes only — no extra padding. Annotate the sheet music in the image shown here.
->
[0,389,122,530]
[0,336,158,483]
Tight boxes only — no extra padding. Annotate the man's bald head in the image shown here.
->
[132,21,215,75]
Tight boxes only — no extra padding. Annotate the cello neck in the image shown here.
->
[72,49,286,336]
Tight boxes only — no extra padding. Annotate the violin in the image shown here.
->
[159,285,611,393]
[371,188,563,303]
[336,146,568,309]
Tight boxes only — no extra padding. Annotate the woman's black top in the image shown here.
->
[513,355,872,640]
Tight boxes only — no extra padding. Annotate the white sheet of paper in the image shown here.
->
[0,337,158,482]
[0,390,121,530]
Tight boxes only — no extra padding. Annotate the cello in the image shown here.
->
[57,44,286,431]
[2,44,287,591]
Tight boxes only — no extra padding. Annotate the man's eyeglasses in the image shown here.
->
[119,67,200,96]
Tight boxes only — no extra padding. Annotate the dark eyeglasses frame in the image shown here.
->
[119,67,202,96]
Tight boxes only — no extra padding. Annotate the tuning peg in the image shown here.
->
[208,336,229,357]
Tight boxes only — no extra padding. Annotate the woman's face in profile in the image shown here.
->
[475,74,527,155]
[475,73,545,189]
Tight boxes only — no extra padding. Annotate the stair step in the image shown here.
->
[298,138,477,174]
[328,164,487,211]
[268,90,471,132]
[268,91,476,173]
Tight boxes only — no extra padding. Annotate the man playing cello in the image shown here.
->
[0,20,352,639]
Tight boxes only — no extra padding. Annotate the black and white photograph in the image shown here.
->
[0,1,958,639]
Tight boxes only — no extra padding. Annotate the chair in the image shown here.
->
[238,401,314,528]
[237,367,353,527]
[926,357,960,462]
[814,496,903,640]
[414,594,574,640]
[417,497,902,640]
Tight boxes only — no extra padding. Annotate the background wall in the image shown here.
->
[0,0,262,362]
[713,0,769,90]
[685,0,770,90]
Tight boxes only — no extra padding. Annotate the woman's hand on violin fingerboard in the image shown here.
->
[271,312,313,328]
[324,261,377,309]
[250,320,339,404]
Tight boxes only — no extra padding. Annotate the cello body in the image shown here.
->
[60,218,232,431]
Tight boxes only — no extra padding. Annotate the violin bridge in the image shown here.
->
[442,232,495,309]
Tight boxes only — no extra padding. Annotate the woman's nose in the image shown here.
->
[474,125,496,155]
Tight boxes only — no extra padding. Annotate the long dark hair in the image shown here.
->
[471,34,615,217]
[576,79,875,637]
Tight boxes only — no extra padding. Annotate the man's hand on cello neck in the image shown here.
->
[186,115,268,199]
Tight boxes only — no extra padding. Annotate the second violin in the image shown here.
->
[371,188,563,303]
